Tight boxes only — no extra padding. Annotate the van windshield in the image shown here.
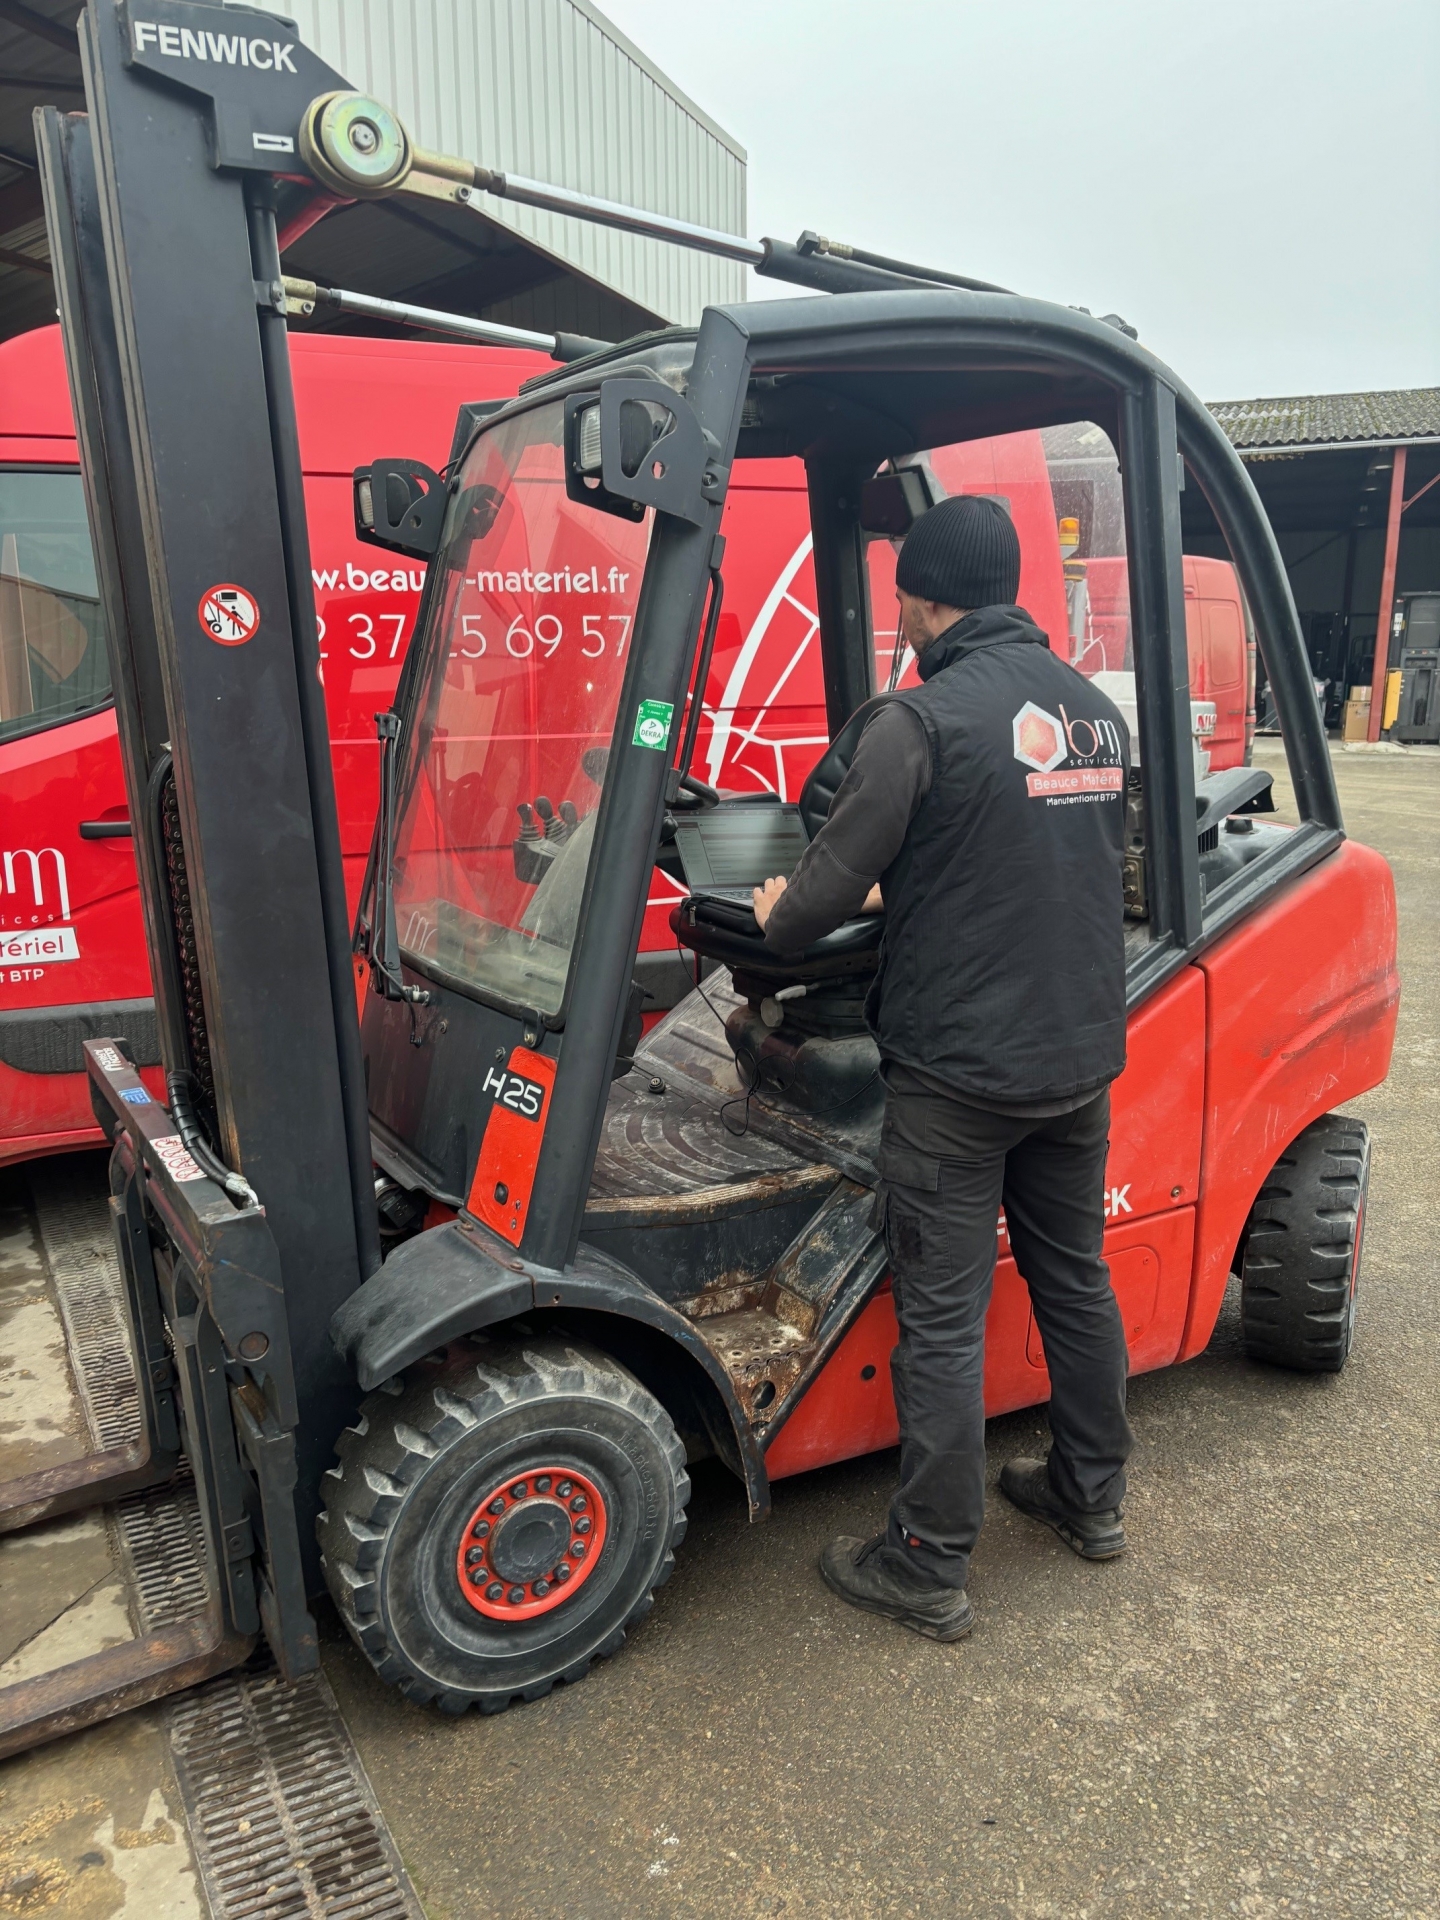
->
[390,399,652,1016]
[0,470,110,745]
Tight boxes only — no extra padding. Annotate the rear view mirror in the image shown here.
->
[353,458,448,559]
[859,467,940,538]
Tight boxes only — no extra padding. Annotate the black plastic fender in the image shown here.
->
[330,1217,770,1517]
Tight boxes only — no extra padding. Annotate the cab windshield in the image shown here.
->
[390,399,652,1015]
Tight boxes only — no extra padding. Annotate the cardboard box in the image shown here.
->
[1342,700,1371,742]
[1348,685,1372,705]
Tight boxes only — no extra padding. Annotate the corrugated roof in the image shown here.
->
[1209,389,1440,453]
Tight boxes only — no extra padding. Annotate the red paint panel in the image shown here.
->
[766,1287,901,1480]
[465,1047,558,1247]
[0,437,79,464]
[768,1206,1196,1482]
[1179,839,1398,1359]
[1088,963,1205,1226]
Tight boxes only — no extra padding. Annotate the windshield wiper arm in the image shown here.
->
[367,710,431,1006]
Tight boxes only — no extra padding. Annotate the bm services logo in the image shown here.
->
[1012,701,1124,802]
[0,848,78,972]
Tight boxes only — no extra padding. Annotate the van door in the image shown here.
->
[0,467,154,1161]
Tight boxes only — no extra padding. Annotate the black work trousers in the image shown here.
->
[878,1084,1133,1590]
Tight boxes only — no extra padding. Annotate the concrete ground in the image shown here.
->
[1,741,1435,1918]
[0,1178,200,1917]
[321,740,1439,1919]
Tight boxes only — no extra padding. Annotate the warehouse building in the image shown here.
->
[0,0,747,345]
[1195,389,1440,738]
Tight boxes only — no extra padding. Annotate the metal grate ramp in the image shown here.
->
[168,1666,424,1920]
[28,1158,145,1452]
[29,1157,425,1920]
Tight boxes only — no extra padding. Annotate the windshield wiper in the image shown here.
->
[366,710,432,1006]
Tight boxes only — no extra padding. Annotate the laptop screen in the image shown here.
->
[672,805,810,891]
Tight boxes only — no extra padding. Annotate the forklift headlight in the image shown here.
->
[576,404,603,476]
[356,475,375,531]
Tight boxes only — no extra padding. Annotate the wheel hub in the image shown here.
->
[455,1467,607,1620]
[488,1498,572,1582]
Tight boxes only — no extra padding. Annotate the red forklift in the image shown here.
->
[0,0,1395,1750]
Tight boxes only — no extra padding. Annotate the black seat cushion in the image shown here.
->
[673,694,894,985]
[670,895,882,984]
[797,693,892,839]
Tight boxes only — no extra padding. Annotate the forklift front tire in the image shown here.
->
[319,1335,689,1714]
[1239,1114,1371,1373]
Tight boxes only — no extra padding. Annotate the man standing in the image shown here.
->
[753,493,1133,1642]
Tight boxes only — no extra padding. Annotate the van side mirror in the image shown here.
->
[859,466,941,537]
[353,458,447,559]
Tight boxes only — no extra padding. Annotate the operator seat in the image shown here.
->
[670,694,892,986]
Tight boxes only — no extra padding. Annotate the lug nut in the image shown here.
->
[471,1520,490,1538]
[533,1580,551,1598]
[571,1539,587,1558]
[556,1481,573,1498]
[507,1586,525,1605]
[486,1582,504,1601]
[574,1516,592,1536]
[465,1546,486,1566]
[510,1482,528,1500]
[469,1568,488,1586]
[536,1476,552,1493]
[555,1563,571,1582]
[488,1498,506,1516]
[570,1494,587,1513]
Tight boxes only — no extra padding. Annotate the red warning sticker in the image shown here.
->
[198,583,260,646]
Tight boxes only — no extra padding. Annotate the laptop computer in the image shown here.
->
[671,803,810,907]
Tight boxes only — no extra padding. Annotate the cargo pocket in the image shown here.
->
[876,1145,939,1272]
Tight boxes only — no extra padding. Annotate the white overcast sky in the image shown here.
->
[597,0,1438,402]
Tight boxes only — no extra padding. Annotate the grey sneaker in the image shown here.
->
[999,1457,1126,1560]
[820,1534,975,1641]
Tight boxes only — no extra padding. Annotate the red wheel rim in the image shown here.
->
[456,1467,608,1620]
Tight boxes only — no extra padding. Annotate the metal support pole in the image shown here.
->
[1368,446,1406,740]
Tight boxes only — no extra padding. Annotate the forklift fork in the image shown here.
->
[0,1042,322,1758]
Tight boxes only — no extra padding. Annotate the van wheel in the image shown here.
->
[1240,1114,1370,1373]
[318,1335,688,1715]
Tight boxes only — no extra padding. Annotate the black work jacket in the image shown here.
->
[869,606,1130,1105]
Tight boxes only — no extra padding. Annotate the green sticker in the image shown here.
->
[632,698,674,751]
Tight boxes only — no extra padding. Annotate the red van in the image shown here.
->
[0,325,554,1163]
[1,332,1252,1163]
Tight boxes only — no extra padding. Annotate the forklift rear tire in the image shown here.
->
[318,1334,689,1715]
[1239,1113,1370,1373]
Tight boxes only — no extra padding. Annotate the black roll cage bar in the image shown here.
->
[370,290,1340,1044]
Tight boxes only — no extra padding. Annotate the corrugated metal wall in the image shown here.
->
[256,0,747,325]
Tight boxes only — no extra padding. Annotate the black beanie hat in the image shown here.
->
[895,493,1021,610]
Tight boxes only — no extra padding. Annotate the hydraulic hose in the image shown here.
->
[166,1070,259,1210]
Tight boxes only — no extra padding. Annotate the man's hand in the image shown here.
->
[752,875,788,929]
[861,883,883,914]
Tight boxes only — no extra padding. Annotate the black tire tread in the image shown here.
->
[318,1334,688,1715]
[1239,1113,1369,1373]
